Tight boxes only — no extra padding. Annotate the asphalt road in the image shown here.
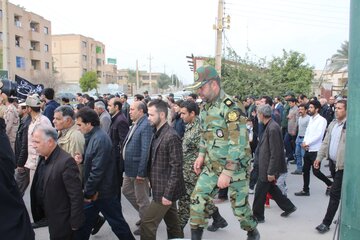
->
[25,162,338,240]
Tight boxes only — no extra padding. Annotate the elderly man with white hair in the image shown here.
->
[94,101,111,133]
[31,125,84,239]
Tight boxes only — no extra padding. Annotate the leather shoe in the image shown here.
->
[316,223,330,233]
[31,218,48,229]
[281,206,297,217]
[91,215,105,235]
[294,190,310,196]
[291,170,302,175]
[133,228,141,235]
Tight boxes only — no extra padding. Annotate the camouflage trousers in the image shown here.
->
[178,179,217,229]
[190,165,257,231]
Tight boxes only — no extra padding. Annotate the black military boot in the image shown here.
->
[207,209,228,232]
[191,228,203,240]
[247,228,260,240]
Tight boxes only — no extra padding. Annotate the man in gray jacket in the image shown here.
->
[314,100,347,234]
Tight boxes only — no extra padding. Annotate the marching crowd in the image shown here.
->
[0,65,347,240]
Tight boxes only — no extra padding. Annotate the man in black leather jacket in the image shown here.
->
[74,107,134,240]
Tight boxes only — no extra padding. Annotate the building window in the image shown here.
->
[45,62,50,69]
[16,56,25,69]
[0,10,3,18]
[96,58,102,66]
[0,32,2,41]
[82,68,87,75]
[31,60,40,70]
[43,26,49,35]
[82,41,87,48]
[82,55,87,62]
[15,35,21,47]
[44,44,49,52]
[97,71,102,78]
[14,15,22,27]
[30,41,40,51]
[30,21,39,32]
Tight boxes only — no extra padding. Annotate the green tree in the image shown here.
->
[79,71,99,94]
[157,73,172,90]
[127,69,137,83]
[328,40,348,73]
[267,50,314,96]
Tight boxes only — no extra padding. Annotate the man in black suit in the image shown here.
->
[140,99,185,240]
[31,125,84,240]
[107,97,129,188]
[252,104,297,223]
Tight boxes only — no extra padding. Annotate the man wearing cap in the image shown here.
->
[187,66,259,240]
[15,102,31,178]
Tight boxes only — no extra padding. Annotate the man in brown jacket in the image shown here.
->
[140,99,185,240]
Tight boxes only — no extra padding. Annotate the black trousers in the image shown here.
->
[218,188,228,199]
[302,151,333,193]
[323,170,343,226]
[249,164,259,190]
[252,180,295,221]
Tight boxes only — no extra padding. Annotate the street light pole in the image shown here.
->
[340,0,360,239]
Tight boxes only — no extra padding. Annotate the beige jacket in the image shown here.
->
[317,119,346,171]
[58,123,85,158]
[4,103,19,147]
[25,114,52,170]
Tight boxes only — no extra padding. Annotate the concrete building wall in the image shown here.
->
[0,1,52,81]
[52,34,105,84]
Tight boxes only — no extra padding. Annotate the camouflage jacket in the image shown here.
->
[4,103,19,143]
[198,90,251,178]
[182,116,201,182]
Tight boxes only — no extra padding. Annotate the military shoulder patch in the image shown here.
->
[194,72,199,81]
[227,110,240,122]
[224,98,234,107]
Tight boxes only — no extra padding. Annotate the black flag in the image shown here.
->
[15,75,44,99]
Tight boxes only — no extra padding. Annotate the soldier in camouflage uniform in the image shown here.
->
[3,95,19,151]
[187,66,260,240]
[177,100,227,231]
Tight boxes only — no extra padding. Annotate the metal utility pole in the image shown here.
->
[136,60,139,91]
[214,0,224,77]
[148,54,153,93]
[2,0,9,75]
[340,1,360,239]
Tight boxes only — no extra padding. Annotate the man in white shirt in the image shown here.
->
[295,100,332,196]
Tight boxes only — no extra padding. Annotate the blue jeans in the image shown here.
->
[295,136,305,171]
[75,197,134,240]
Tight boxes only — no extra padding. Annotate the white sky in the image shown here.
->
[11,0,350,84]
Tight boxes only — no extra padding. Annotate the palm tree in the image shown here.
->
[328,41,348,74]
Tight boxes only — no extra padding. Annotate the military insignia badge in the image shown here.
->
[227,110,240,122]
[194,72,199,81]
[216,129,224,138]
[224,98,233,107]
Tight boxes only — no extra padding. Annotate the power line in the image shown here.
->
[227,11,348,30]
[226,0,348,12]
[228,6,348,26]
